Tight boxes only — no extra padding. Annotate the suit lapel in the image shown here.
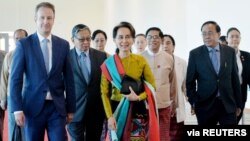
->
[240,51,247,66]
[240,51,247,78]
[88,49,95,84]
[31,33,47,74]
[49,35,59,76]
[202,46,217,74]
[218,46,226,76]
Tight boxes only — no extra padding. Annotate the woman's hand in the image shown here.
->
[123,86,140,101]
[108,116,117,130]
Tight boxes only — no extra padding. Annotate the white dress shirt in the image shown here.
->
[236,50,243,84]
[37,32,53,100]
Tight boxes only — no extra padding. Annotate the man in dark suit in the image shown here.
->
[67,24,107,141]
[238,50,250,123]
[226,27,250,124]
[186,21,242,125]
[9,2,76,141]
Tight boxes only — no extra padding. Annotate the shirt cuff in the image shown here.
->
[14,111,23,115]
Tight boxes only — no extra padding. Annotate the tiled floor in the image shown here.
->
[2,111,58,141]
[3,94,250,140]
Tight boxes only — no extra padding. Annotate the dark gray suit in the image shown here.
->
[68,48,107,141]
[186,45,242,125]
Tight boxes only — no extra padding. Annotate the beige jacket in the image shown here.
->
[141,50,176,109]
[0,51,13,109]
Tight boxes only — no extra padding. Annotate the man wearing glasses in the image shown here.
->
[68,24,107,141]
[141,27,176,141]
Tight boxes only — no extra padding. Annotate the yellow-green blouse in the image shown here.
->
[101,54,155,118]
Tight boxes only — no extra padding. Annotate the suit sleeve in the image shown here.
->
[247,53,250,87]
[10,41,25,112]
[186,51,198,106]
[63,42,76,113]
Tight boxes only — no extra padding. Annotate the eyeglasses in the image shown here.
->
[75,36,91,42]
[146,35,160,40]
[201,32,216,37]
[116,35,132,41]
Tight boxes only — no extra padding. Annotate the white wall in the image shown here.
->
[0,0,249,60]
[186,0,250,60]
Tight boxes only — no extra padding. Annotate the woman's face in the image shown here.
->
[162,36,174,54]
[227,30,241,50]
[93,33,107,51]
[114,27,134,53]
[134,36,147,53]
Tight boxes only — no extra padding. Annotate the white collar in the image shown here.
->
[236,49,241,57]
[147,48,161,56]
[75,48,90,57]
[37,32,52,43]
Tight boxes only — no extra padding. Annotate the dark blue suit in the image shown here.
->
[186,45,242,125]
[10,33,76,141]
[67,48,106,141]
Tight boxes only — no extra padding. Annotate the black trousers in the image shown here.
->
[195,97,237,125]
